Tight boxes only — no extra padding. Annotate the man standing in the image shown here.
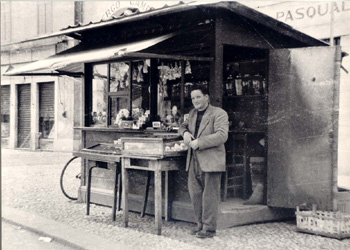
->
[179,85,229,238]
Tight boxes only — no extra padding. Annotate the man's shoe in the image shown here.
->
[189,227,202,235]
[196,230,216,238]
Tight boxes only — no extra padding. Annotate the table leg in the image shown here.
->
[154,161,162,235]
[165,171,169,221]
[112,164,118,221]
[122,158,129,227]
[117,167,122,211]
[141,171,152,217]
[86,165,93,216]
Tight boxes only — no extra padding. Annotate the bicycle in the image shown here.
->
[60,156,81,200]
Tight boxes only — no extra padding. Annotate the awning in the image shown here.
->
[4,33,174,76]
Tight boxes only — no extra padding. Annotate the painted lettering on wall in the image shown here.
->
[276,2,350,22]
[102,1,120,20]
[101,1,153,20]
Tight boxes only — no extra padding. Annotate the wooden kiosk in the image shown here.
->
[7,1,348,229]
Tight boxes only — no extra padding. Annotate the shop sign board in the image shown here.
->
[101,1,178,20]
[251,1,350,38]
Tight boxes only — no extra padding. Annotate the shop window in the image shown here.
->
[158,59,210,127]
[88,59,209,129]
[90,64,108,127]
[89,60,151,128]
[108,61,131,127]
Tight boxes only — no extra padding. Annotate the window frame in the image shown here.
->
[86,58,210,128]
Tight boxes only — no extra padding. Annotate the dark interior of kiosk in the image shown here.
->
[85,45,269,207]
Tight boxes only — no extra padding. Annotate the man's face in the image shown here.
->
[191,90,209,111]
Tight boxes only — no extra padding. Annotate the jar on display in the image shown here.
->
[252,74,262,95]
[242,74,250,95]
[235,73,243,96]
[226,74,235,96]
[262,78,267,94]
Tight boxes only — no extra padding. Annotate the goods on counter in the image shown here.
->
[121,136,186,157]
[165,142,188,152]
[114,108,150,129]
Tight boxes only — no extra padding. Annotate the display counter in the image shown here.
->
[76,128,191,222]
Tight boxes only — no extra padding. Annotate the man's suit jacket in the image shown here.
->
[179,104,229,172]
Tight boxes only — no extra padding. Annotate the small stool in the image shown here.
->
[86,161,122,221]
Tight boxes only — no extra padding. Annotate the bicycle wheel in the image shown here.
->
[60,156,81,200]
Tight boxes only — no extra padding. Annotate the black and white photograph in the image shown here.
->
[1,1,350,249]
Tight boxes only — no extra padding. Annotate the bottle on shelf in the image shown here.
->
[262,78,267,94]
[226,74,236,96]
[242,74,250,95]
[248,75,255,95]
[253,74,263,95]
[235,73,243,96]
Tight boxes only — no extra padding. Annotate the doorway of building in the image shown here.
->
[39,82,55,150]
[17,84,31,148]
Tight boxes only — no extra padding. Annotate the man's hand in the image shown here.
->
[189,139,199,150]
[183,131,194,145]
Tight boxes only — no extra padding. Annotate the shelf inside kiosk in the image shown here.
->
[222,46,269,205]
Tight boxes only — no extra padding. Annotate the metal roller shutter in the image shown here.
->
[39,82,54,117]
[39,82,54,140]
[1,85,11,138]
[1,85,10,114]
[18,84,31,148]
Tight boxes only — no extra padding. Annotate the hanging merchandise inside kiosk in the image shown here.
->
[7,1,347,230]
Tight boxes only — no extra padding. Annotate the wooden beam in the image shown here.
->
[84,64,92,127]
[180,60,185,115]
[124,52,213,62]
[150,58,158,122]
[6,72,83,77]
[210,17,224,108]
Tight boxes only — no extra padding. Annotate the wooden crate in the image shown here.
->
[295,205,350,240]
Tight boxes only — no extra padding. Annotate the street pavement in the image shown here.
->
[2,221,77,250]
[1,148,350,250]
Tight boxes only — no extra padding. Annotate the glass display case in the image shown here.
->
[121,136,187,157]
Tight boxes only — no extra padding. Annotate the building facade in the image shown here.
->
[1,1,178,152]
[1,1,82,151]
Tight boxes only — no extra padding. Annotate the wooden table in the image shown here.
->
[73,150,122,221]
[121,155,181,235]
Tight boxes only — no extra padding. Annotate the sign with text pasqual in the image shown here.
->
[274,2,350,22]
[101,1,157,20]
[256,1,350,25]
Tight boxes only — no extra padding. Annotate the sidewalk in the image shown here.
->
[2,149,350,250]
[2,207,132,250]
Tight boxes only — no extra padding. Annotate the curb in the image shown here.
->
[2,206,133,250]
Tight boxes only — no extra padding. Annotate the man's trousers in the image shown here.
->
[188,151,222,231]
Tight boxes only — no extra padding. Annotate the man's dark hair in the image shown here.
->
[191,85,209,96]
